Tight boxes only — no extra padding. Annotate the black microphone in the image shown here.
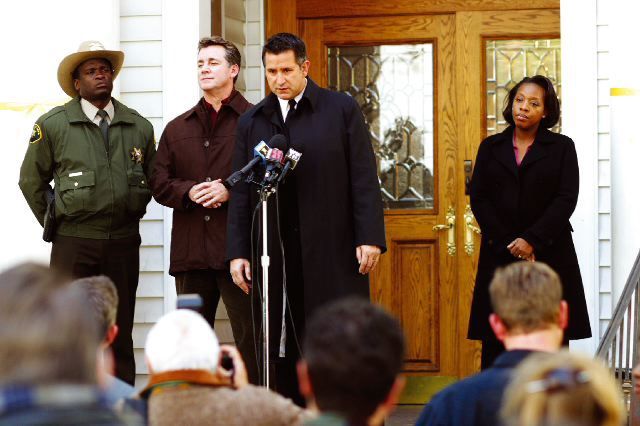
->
[277,148,302,184]
[224,140,270,188]
[261,134,288,185]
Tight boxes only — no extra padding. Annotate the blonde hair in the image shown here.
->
[490,262,562,333]
[501,350,625,426]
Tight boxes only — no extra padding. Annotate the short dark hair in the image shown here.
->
[198,36,241,83]
[72,58,113,80]
[502,75,560,129]
[303,298,405,424]
[262,32,307,66]
[0,263,101,386]
[71,275,118,339]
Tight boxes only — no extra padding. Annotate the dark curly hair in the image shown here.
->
[502,75,560,129]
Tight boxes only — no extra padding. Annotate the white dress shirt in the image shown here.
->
[81,98,114,125]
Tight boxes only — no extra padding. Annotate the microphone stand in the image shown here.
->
[246,170,278,390]
[259,184,274,389]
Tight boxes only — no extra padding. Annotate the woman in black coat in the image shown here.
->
[468,75,591,369]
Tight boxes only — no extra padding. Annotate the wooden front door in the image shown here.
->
[267,0,560,391]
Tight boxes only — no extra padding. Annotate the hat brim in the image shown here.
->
[57,50,124,98]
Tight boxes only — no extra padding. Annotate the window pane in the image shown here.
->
[328,44,435,210]
[486,39,561,135]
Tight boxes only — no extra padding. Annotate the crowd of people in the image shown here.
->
[8,26,633,426]
[0,260,630,425]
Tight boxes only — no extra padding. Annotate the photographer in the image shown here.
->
[137,310,307,426]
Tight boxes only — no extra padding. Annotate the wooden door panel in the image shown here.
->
[396,240,439,372]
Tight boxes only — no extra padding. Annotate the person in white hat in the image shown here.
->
[19,41,156,386]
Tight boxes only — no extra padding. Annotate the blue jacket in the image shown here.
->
[415,350,537,426]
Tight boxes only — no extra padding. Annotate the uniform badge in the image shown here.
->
[29,124,42,144]
[130,147,144,164]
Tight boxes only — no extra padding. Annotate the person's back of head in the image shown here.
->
[300,298,405,426]
[0,263,101,386]
[501,350,624,426]
[71,275,118,342]
[490,261,565,335]
[145,309,220,373]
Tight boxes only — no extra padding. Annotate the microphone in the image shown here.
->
[263,147,285,184]
[277,148,302,184]
[261,134,288,185]
[224,140,269,188]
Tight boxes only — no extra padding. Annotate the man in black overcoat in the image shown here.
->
[226,33,386,403]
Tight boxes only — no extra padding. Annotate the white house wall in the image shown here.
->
[596,0,613,338]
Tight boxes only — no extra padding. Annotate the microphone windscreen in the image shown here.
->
[268,134,287,151]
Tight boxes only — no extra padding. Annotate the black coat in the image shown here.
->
[226,78,386,323]
[468,126,591,341]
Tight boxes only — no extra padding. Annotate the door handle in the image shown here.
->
[433,205,456,256]
[464,204,481,255]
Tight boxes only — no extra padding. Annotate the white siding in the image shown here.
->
[596,0,612,338]
[244,0,265,103]
[119,0,164,386]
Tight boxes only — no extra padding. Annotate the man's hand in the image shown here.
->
[356,245,381,274]
[230,258,251,294]
[507,238,535,262]
[188,179,229,209]
[217,344,248,388]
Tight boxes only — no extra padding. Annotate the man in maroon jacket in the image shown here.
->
[150,36,256,383]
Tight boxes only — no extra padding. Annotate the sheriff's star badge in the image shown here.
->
[130,147,143,164]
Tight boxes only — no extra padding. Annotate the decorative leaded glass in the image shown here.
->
[486,39,561,135]
[328,44,434,210]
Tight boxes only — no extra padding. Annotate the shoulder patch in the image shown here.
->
[29,124,43,144]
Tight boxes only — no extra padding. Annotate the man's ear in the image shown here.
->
[230,64,240,80]
[489,313,508,342]
[297,360,313,399]
[558,300,569,330]
[73,79,80,92]
[301,60,311,77]
[105,324,119,346]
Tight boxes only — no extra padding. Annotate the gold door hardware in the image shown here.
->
[433,205,456,256]
[464,204,482,256]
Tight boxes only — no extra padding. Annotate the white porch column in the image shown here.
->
[561,0,599,353]
[161,0,211,312]
[610,1,640,305]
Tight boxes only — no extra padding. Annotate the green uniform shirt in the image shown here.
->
[19,97,157,239]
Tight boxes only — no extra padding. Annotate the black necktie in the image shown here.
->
[97,109,109,152]
[285,99,296,123]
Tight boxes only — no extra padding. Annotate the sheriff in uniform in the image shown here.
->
[19,41,156,385]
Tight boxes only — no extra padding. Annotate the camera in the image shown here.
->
[220,352,235,372]
[176,293,203,312]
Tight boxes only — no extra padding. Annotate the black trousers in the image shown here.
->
[50,234,140,385]
[174,268,260,385]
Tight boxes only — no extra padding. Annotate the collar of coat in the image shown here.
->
[182,89,250,123]
[488,126,559,176]
[65,96,139,126]
[250,77,321,121]
[138,369,232,398]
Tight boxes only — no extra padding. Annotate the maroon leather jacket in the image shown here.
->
[150,92,252,274]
